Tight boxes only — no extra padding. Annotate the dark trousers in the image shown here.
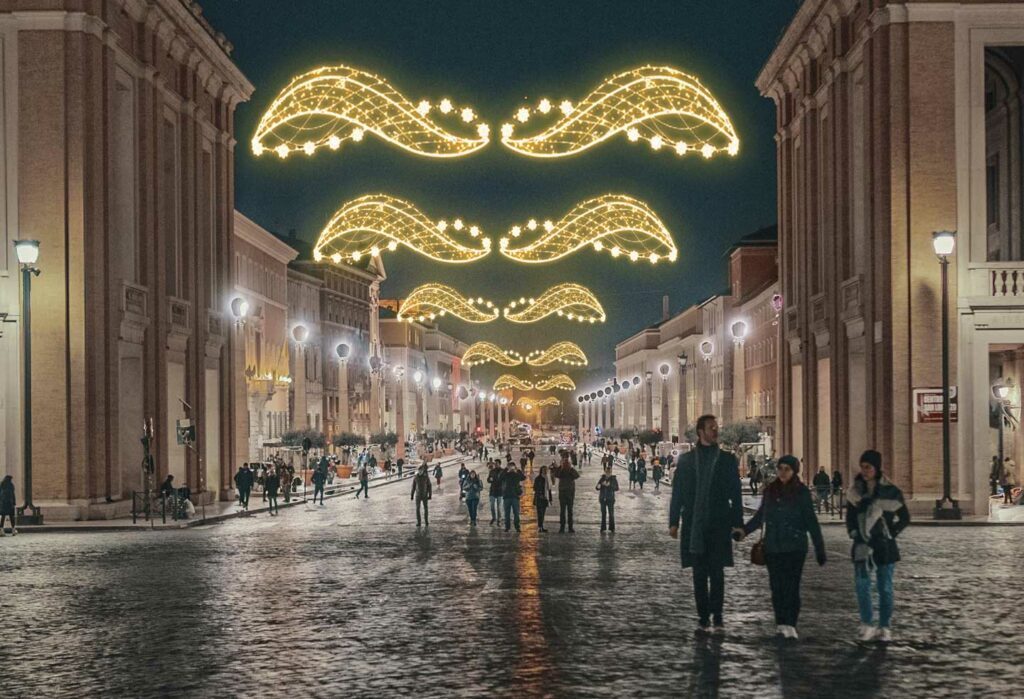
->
[467,498,479,524]
[504,498,521,531]
[238,488,251,508]
[416,498,429,526]
[692,557,725,625]
[313,484,324,504]
[766,551,806,626]
[600,501,615,531]
[356,481,369,498]
[559,495,574,531]
[267,493,279,514]
[536,502,548,529]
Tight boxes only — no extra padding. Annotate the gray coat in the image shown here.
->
[668,446,743,569]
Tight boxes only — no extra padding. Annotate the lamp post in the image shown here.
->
[659,363,670,436]
[336,343,351,436]
[731,320,749,424]
[394,365,406,460]
[932,230,961,520]
[500,396,509,440]
[14,240,42,525]
[430,375,441,431]
[644,370,654,430]
[993,378,1013,494]
[677,353,689,442]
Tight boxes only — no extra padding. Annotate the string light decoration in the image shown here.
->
[534,374,576,391]
[526,341,588,367]
[493,375,534,391]
[500,65,739,159]
[313,195,491,264]
[252,65,489,159]
[502,283,606,324]
[397,284,499,323]
[534,396,561,408]
[515,397,536,408]
[462,342,524,367]
[500,195,678,265]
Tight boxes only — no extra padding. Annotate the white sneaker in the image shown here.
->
[878,627,893,643]
[776,625,786,637]
[10,528,16,536]
[858,624,877,642]
[785,626,799,640]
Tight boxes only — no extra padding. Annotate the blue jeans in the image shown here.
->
[466,498,479,524]
[503,498,521,531]
[855,563,894,627]
[490,495,503,522]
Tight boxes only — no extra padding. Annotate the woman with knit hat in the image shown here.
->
[846,449,910,643]
[743,455,826,639]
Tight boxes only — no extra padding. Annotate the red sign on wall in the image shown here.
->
[913,387,957,423]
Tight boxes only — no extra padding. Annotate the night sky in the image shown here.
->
[202,0,799,382]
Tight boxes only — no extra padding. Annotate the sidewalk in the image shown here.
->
[10,453,471,534]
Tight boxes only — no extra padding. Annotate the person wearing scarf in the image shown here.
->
[845,450,910,643]
[743,455,826,640]
[669,415,745,633]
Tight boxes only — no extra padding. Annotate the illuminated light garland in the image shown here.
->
[500,65,739,159]
[515,397,535,409]
[252,65,489,159]
[313,195,491,264]
[462,341,524,368]
[526,341,589,367]
[500,195,678,265]
[534,374,576,391]
[397,284,499,324]
[534,396,561,408]
[493,375,534,391]
[503,283,606,324]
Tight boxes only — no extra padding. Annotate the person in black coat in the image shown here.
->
[264,468,281,516]
[0,474,16,535]
[234,464,254,511]
[669,415,745,633]
[596,464,619,532]
[743,455,826,640]
[502,465,526,532]
[554,457,580,533]
[533,466,553,532]
[846,450,909,643]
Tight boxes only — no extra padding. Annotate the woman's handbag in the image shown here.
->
[750,519,766,566]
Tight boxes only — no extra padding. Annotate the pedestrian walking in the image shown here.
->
[813,467,831,514]
[596,464,619,532]
[433,462,443,489]
[488,462,504,526]
[636,458,647,491]
[0,474,17,536]
[668,414,745,634]
[831,469,843,511]
[458,463,469,500]
[397,457,404,478]
[628,459,637,490]
[990,455,1001,496]
[464,470,483,526]
[311,465,327,506]
[749,462,761,496]
[652,460,664,492]
[234,464,254,511]
[265,467,281,516]
[502,464,526,532]
[1001,458,1018,504]
[411,464,432,527]
[554,457,580,533]
[743,455,826,640]
[355,462,370,499]
[846,450,910,643]
[533,465,553,532]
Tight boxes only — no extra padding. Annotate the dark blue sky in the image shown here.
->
[202,0,798,375]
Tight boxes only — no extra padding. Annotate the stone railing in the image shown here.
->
[990,268,1024,297]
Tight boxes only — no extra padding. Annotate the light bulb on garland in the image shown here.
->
[503,283,606,324]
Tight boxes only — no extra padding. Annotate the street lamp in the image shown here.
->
[292,324,309,343]
[731,320,748,344]
[659,362,670,436]
[230,296,249,325]
[14,239,42,525]
[993,378,1015,493]
[678,353,689,441]
[932,230,961,520]
[431,376,442,390]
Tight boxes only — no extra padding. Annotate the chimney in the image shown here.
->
[662,294,670,321]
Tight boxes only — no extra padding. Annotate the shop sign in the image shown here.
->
[913,387,957,423]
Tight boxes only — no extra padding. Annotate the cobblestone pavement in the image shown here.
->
[2,455,1022,698]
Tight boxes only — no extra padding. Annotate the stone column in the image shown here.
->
[337,359,350,434]
[292,344,307,429]
[395,373,406,460]
[661,376,670,435]
[678,364,689,440]
[578,399,583,437]
[644,376,654,430]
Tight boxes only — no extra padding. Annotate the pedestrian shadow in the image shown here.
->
[774,640,887,698]
[682,636,723,698]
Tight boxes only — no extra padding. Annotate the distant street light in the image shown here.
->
[932,230,960,520]
[14,240,42,525]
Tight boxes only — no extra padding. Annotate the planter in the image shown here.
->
[338,465,354,479]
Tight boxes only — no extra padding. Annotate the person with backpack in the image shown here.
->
[846,450,910,643]
[743,455,826,640]
[411,464,432,528]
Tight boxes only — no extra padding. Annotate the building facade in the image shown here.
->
[287,267,323,434]
[232,212,296,463]
[759,0,1024,515]
[0,1,252,518]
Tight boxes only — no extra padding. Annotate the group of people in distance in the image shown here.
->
[670,414,910,643]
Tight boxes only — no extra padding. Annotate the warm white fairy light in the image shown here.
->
[313,195,490,264]
[534,374,576,391]
[397,283,499,324]
[526,341,589,367]
[252,64,489,159]
[493,375,534,391]
[500,194,678,265]
[500,65,739,159]
[502,283,606,324]
[462,341,524,367]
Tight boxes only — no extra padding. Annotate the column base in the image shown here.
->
[932,498,962,520]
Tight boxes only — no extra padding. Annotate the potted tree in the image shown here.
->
[332,432,364,478]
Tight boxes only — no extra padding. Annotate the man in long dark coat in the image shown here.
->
[669,415,744,633]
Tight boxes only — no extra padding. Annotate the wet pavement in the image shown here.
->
[2,454,1022,698]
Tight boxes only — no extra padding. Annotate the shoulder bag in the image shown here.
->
[750,515,766,566]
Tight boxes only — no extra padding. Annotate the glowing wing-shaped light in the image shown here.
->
[515,397,535,408]
[526,341,588,367]
[534,374,576,391]
[398,284,499,324]
[503,283,606,324]
[462,342,524,368]
[314,195,491,264]
[500,195,677,265]
[500,65,738,159]
[535,396,561,408]
[493,375,534,391]
[252,65,489,159]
